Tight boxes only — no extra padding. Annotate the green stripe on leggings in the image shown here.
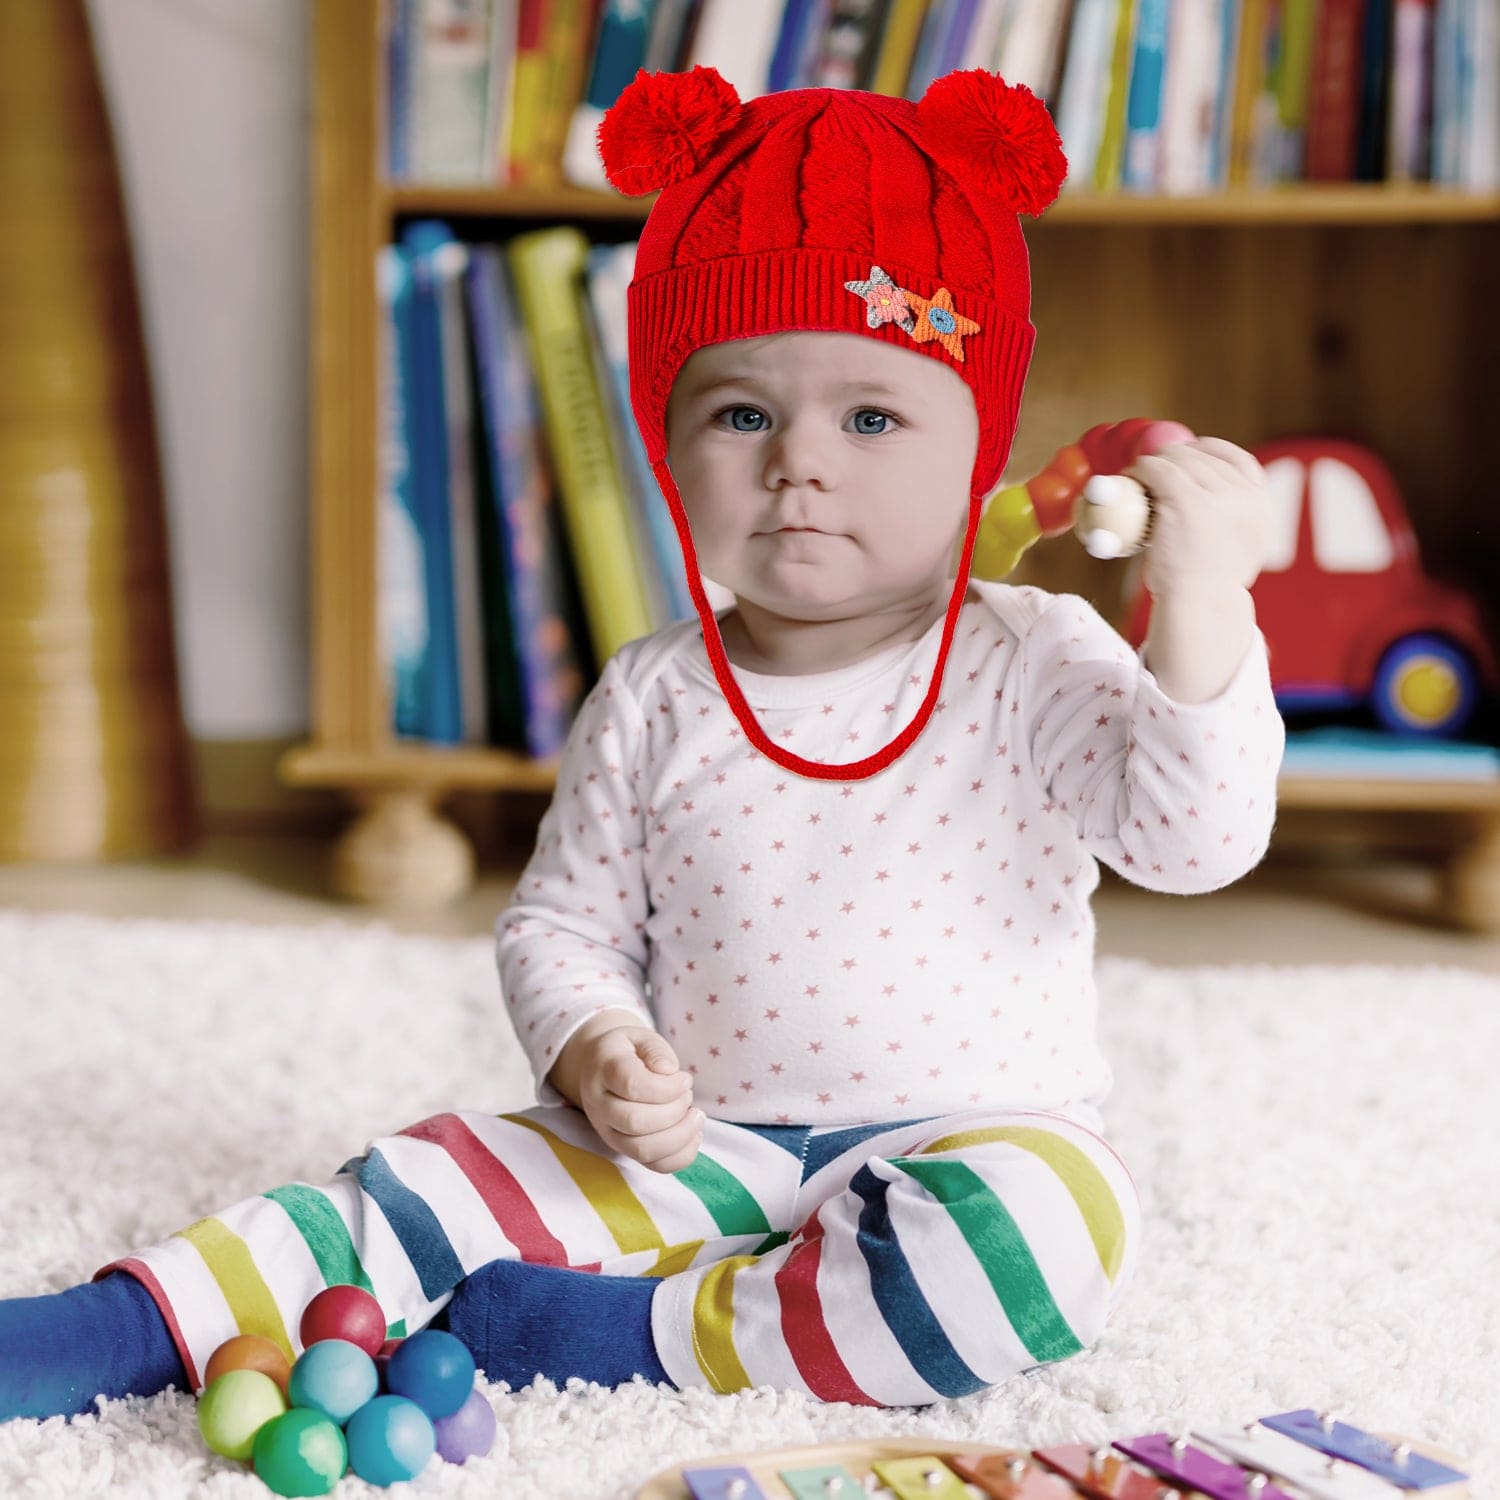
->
[263,1185,378,1296]
[891,1157,1082,1365]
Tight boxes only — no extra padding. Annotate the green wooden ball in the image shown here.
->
[251,1408,348,1497]
[196,1368,287,1461]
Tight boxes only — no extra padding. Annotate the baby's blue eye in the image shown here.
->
[853,410,893,435]
[722,406,766,432]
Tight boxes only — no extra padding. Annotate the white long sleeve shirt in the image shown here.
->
[495,579,1285,1125]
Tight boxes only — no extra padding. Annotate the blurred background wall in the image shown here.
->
[87,0,309,740]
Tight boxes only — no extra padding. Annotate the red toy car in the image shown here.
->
[1127,437,1497,738]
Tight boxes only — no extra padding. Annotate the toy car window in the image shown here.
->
[1261,456,1303,571]
[1310,458,1395,572]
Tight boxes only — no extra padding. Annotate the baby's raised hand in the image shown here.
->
[577,1024,703,1174]
[1126,437,1273,598]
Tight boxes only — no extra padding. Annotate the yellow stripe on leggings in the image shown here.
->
[915,1126,1127,1282]
[651,1240,704,1277]
[175,1217,295,1360]
[689,1254,757,1393]
[506,1115,668,1256]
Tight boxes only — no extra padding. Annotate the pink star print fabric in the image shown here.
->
[495,580,1285,1126]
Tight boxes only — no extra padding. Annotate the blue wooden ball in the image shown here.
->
[287,1338,378,1425]
[345,1395,435,1486]
[383,1329,475,1420]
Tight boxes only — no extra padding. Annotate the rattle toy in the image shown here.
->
[191,1286,497,1494]
[646,1409,1470,1500]
[971,418,1196,581]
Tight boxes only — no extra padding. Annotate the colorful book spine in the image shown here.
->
[399,222,463,743]
[934,0,984,80]
[809,0,897,90]
[768,0,830,91]
[1094,0,1139,190]
[643,0,705,71]
[1159,0,1223,193]
[562,0,661,188]
[959,0,1013,74]
[1355,0,1393,180]
[507,227,656,665]
[585,242,692,625]
[1464,0,1499,188]
[1270,0,1316,181]
[1387,0,1436,180]
[905,0,956,97]
[465,246,589,757]
[994,0,1073,102]
[1209,0,1243,185]
[534,0,605,186]
[868,0,931,97]
[484,0,521,185]
[1305,0,1369,181]
[376,246,430,738]
[410,0,497,183]
[687,0,786,98]
[428,231,489,743]
[1122,0,1172,189]
[508,0,556,184]
[386,0,414,180]
[1225,0,1268,186]
[1430,0,1462,183]
[1055,0,1120,187]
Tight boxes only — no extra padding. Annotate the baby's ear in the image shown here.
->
[596,65,745,196]
[916,69,1068,216]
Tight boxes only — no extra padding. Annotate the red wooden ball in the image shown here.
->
[299,1286,387,1357]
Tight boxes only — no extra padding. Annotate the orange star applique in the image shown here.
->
[903,286,981,362]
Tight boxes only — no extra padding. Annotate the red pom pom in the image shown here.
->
[916,70,1068,216]
[596,66,744,196]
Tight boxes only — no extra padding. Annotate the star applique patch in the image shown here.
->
[843,266,916,333]
[903,286,981,363]
[843,266,981,361]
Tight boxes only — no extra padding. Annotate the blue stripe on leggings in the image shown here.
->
[849,1163,984,1399]
[354,1148,466,1301]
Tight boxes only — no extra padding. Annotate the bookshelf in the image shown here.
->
[286,0,1500,929]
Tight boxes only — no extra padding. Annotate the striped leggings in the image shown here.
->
[105,1103,1140,1408]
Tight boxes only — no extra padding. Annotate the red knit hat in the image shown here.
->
[597,66,1067,781]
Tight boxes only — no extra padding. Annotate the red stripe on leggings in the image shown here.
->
[774,1216,878,1406]
[400,1115,570,1265]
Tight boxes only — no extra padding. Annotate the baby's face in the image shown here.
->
[664,331,978,623]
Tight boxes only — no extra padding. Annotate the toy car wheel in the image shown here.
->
[1369,633,1480,738]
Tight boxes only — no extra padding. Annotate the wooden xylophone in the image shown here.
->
[636,1410,1471,1500]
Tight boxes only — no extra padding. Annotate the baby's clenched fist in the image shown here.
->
[577,1025,703,1174]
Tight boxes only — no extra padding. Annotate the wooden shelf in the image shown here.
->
[382,181,1500,227]
[300,0,1500,919]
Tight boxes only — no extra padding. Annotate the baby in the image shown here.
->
[0,66,1282,1422]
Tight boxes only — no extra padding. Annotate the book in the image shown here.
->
[1159,0,1226,193]
[868,0,931,97]
[959,0,1015,75]
[1430,0,1463,184]
[1121,0,1173,189]
[1281,727,1500,780]
[906,0,958,96]
[1387,0,1436,180]
[1305,0,1370,181]
[1355,0,1394,180]
[465,246,590,756]
[1056,0,1121,188]
[386,0,415,180]
[993,0,1073,103]
[769,0,833,92]
[1264,0,1316,182]
[1208,0,1243,185]
[484,0,521,185]
[376,246,430,738]
[429,231,489,743]
[508,0,556,184]
[507,227,656,665]
[562,0,663,189]
[410,0,498,182]
[642,0,705,70]
[807,0,897,89]
[399,223,465,743]
[686,0,786,98]
[1225,0,1268,186]
[537,0,607,185]
[1462,0,1499,188]
[1094,0,1139,190]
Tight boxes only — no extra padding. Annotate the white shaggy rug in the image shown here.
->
[0,908,1496,1498]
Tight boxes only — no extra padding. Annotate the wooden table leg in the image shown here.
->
[331,788,475,906]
